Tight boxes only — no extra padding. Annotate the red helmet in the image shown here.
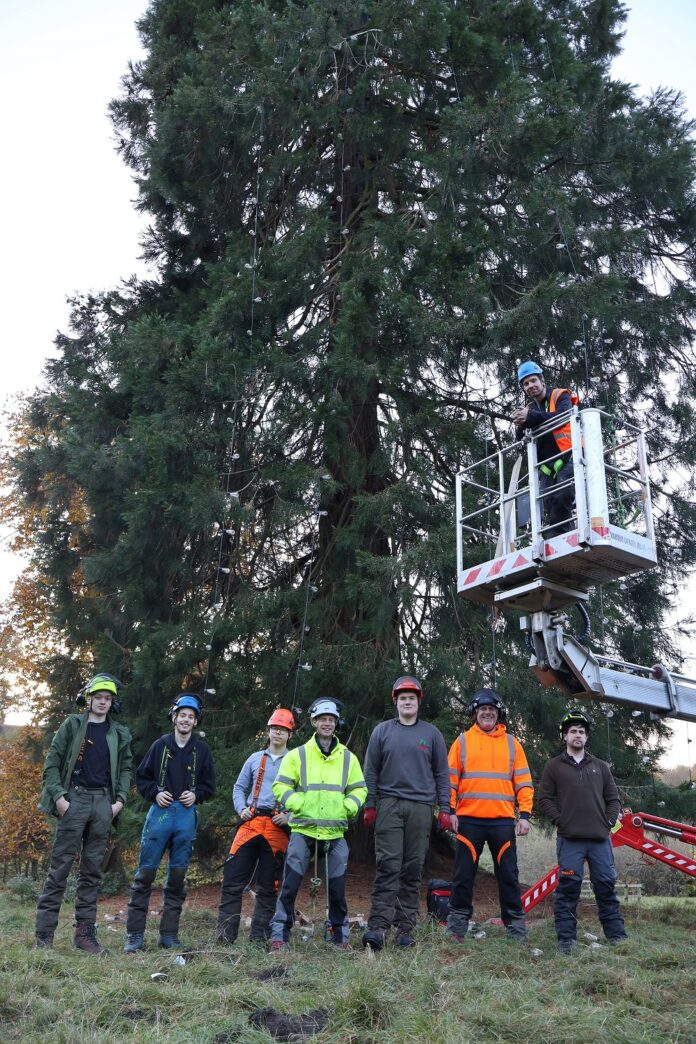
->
[267,708,295,731]
[392,675,423,704]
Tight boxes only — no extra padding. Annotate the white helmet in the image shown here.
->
[309,698,341,721]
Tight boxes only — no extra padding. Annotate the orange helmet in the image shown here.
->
[267,708,295,731]
[392,675,423,703]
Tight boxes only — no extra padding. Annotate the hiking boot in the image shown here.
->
[607,935,629,947]
[159,933,181,949]
[394,928,415,948]
[362,929,386,951]
[446,912,469,944]
[557,939,576,955]
[124,932,145,954]
[269,940,288,953]
[332,941,350,951]
[34,930,54,949]
[74,921,105,955]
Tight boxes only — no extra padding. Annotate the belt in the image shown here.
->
[252,808,277,818]
[71,785,110,793]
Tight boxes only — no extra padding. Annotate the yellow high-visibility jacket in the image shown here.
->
[273,736,367,840]
[449,723,534,820]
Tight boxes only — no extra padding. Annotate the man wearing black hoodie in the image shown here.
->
[124,694,215,952]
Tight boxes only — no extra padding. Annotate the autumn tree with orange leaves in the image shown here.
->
[0,728,50,879]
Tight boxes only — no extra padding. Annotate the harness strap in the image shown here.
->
[249,753,268,814]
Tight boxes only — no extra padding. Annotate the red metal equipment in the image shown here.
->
[521,811,696,913]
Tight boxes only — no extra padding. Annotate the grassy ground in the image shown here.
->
[1,894,694,1043]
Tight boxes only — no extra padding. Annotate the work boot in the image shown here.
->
[446,911,469,944]
[504,916,527,944]
[74,921,105,955]
[394,928,415,948]
[159,933,182,949]
[362,928,386,950]
[34,930,54,949]
[124,932,145,954]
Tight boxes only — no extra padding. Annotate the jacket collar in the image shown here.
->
[469,722,506,739]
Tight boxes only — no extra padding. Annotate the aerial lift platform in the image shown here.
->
[455,406,696,722]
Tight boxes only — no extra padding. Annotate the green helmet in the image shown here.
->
[76,673,123,713]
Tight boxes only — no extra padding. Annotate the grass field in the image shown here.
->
[1,892,694,1043]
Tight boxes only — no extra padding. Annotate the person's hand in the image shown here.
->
[240,806,254,821]
[512,407,529,426]
[272,811,290,826]
[438,811,456,833]
[156,790,174,808]
[363,807,377,829]
[111,800,124,819]
[516,818,531,836]
[55,795,70,817]
[179,790,196,808]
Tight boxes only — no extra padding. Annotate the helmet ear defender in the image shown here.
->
[76,674,123,714]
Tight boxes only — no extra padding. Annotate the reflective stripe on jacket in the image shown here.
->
[548,387,579,454]
[272,737,367,840]
[448,723,534,820]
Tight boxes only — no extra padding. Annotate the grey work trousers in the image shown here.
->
[367,796,433,933]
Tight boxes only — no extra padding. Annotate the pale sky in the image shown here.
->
[0,1,694,768]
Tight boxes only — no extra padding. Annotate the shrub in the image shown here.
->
[6,875,40,904]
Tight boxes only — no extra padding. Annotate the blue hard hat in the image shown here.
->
[517,360,544,384]
[169,693,204,722]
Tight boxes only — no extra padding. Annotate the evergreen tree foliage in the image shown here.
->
[4,0,696,808]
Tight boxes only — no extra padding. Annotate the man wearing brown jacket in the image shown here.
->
[538,711,627,953]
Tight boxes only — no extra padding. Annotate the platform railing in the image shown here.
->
[456,408,654,569]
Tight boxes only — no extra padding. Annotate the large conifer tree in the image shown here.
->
[5,0,696,802]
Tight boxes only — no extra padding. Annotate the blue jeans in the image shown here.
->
[126,801,197,935]
[138,801,197,870]
[554,836,627,943]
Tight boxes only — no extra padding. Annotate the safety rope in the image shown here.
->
[309,837,322,937]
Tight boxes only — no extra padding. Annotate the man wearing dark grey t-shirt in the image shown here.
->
[361,675,456,950]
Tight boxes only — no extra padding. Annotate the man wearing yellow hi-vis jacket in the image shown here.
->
[268,698,367,951]
[447,688,533,943]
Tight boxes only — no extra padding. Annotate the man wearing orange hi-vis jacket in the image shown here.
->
[447,689,533,943]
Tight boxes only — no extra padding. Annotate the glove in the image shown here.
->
[363,807,377,829]
[437,811,453,832]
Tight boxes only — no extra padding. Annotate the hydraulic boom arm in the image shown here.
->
[524,610,696,723]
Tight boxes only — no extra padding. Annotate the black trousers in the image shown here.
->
[539,457,575,535]
[217,834,285,942]
[450,817,524,928]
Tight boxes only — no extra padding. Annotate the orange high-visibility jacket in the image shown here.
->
[448,723,534,819]
[548,387,579,454]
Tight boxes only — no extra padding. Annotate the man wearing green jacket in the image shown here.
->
[268,698,367,951]
[35,674,133,954]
